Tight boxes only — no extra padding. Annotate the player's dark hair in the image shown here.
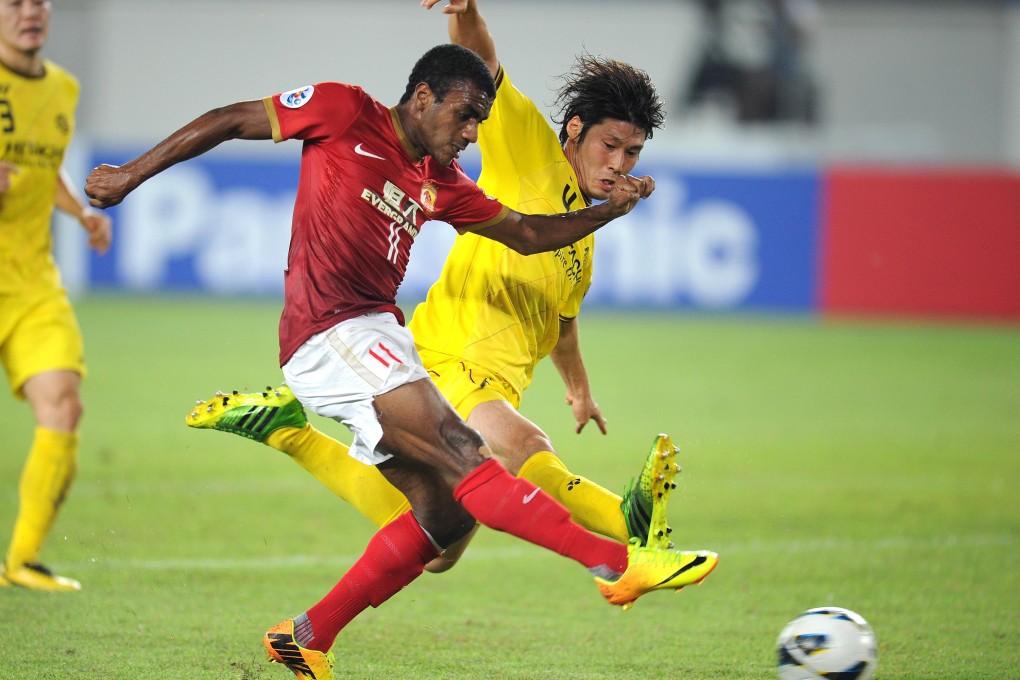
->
[551,52,665,145]
[399,44,496,105]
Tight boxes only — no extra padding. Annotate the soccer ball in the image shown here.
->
[775,606,878,680]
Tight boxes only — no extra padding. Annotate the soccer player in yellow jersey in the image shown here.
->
[189,0,688,573]
[0,0,112,592]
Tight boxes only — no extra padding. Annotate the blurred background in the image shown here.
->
[49,0,1020,321]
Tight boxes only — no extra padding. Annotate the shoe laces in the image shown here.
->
[633,545,693,569]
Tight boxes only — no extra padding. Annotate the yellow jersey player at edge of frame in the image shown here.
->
[1,0,113,593]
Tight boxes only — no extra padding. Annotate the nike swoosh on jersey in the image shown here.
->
[354,143,385,160]
[522,488,541,504]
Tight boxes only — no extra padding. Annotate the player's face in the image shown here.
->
[420,83,492,167]
[567,118,646,201]
[0,0,51,57]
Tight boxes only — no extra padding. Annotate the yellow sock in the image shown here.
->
[517,451,628,543]
[266,424,410,527]
[6,427,78,570]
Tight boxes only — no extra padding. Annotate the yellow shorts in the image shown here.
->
[0,287,85,398]
[418,348,522,421]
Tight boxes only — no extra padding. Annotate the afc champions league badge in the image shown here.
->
[420,180,438,214]
[280,85,315,109]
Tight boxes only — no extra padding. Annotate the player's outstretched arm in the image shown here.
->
[479,173,653,255]
[85,100,272,209]
[551,318,607,435]
[421,0,498,76]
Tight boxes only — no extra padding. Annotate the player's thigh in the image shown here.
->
[0,289,85,399]
[374,377,488,484]
[284,312,432,466]
[467,399,553,473]
[423,353,543,468]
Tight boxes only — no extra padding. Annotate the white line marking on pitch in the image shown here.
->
[61,533,1016,572]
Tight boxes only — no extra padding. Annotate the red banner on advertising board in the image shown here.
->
[821,167,1020,321]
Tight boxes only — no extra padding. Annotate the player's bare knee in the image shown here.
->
[56,391,83,430]
[425,525,477,574]
[511,433,555,472]
[31,388,83,431]
[424,553,461,574]
[528,431,554,454]
[415,506,476,549]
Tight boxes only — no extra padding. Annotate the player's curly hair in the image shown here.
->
[551,52,664,145]
[400,44,496,105]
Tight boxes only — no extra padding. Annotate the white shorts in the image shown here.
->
[282,312,430,466]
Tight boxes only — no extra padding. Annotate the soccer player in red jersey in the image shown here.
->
[85,44,716,679]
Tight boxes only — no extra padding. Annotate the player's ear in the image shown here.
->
[565,116,585,142]
[413,82,435,112]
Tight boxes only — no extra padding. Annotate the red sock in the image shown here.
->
[454,459,626,573]
[302,511,439,652]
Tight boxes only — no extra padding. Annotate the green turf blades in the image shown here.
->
[2,299,1016,678]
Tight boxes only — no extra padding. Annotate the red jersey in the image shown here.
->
[264,82,509,365]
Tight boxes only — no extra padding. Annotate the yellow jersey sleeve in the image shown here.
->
[408,68,595,397]
[0,60,79,293]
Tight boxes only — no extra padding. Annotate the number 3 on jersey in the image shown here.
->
[0,98,14,133]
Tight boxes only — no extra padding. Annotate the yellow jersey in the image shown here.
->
[408,67,593,398]
[0,59,78,293]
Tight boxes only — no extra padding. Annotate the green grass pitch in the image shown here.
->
[0,295,1017,679]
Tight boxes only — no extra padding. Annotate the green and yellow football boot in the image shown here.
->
[620,433,681,548]
[186,385,307,443]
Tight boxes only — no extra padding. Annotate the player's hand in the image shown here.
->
[84,164,137,209]
[420,0,469,14]
[79,206,112,255]
[631,174,655,199]
[604,173,654,218]
[566,390,608,435]
[0,161,18,194]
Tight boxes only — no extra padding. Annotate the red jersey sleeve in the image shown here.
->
[429,159,510,234]
[264,82,365,144]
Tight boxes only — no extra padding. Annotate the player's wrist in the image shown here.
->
[586,199,618,223]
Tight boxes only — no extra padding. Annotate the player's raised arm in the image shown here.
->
[422,0,498,76]
[85,100,272,209]
[477,172,653,255]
